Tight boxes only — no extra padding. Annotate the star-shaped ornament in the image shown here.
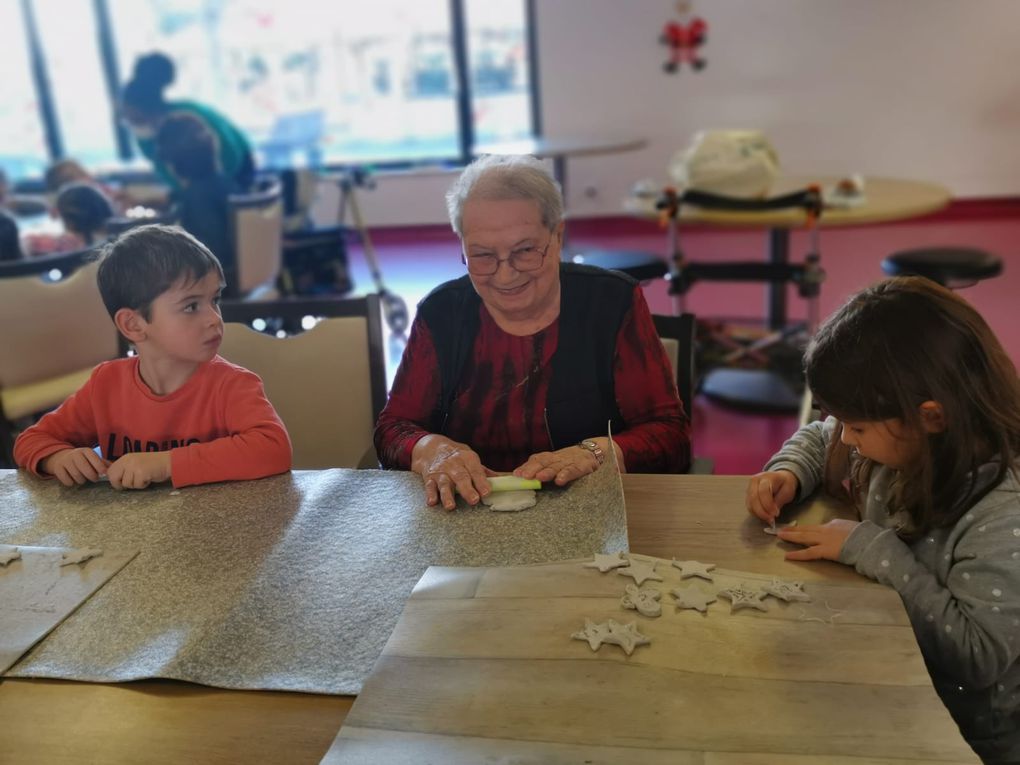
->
[671,584,716,613]
[0,546,21,567]
[671,559,716,581]
[761,577,811,602]
[718,583,769,613]
[617,559,663,585]
[583,552,629,573]
[572,618,651,656]
[621,584,662,617]
[60,548,103,567]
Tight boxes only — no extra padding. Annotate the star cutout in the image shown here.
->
[621,584,662,617]
[617,559,663,585]
[761,577,811,602]
[572,618,650,656]
[719,583,769,613]
[60,548,103,567]
[0,546,21,567]
[671,559,716,581]
[763,519,798,536]
[671,585,716,613]
[583,552,629,573]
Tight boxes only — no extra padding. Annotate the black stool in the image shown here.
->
[882,247,1003,288]
[570,250,668,282]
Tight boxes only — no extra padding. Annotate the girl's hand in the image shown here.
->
[411,434,492,510]
[746,470,800,523]
[776,519,860,562]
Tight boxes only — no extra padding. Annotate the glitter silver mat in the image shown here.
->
[0,462,626,695]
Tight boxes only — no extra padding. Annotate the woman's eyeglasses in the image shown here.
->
[462,238,553,276]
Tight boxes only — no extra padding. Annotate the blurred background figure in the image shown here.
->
[156,112,238,291]
[54,183,115,247]
[0,209,23,261]
[121,52,255,194]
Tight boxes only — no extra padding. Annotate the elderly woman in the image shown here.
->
[374,155,690,509]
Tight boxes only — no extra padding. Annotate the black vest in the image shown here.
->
[417,262,636,448]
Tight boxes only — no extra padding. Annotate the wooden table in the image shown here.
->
[0,474,972,764]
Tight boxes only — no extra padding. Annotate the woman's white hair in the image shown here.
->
[445,154,564,238]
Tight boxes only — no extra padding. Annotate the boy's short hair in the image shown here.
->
[97,224,224,320]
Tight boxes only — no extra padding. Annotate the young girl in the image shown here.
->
[747,276,1020,764]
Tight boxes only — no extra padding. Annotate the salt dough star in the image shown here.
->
[719,583,769,613]
[572,618,650,656]
[761,577,811,602]
[763,519,798,536]
[583,552,629,573]
[671,559,716,581]
[617,559,663,585]
[0,546,21,567]
[671,584,716,613]
[60,548,103,567]
[481,490,536,512]
[621,584,662,617]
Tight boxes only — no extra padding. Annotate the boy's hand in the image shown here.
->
[40,448,110,486]
[107,452,172,490]
[776,519,860,562]
[746,469,800,523]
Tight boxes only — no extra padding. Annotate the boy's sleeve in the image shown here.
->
[762,416,837,498]
[13,372,101,475]
[169,369,292,488]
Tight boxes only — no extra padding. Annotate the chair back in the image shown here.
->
[219,296,385,469]
[652,313,696,417]
[0,259,120,422]
[230,177,283,298]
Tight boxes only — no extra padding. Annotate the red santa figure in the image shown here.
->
[660,0,708,73]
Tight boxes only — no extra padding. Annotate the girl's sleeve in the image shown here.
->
[839,497,1020,688]
[762,416,838,498]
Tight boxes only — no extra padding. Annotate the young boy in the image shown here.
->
[13,224,292,490]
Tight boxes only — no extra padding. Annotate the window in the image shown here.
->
[0,1,48,181]
[105,0,534,168]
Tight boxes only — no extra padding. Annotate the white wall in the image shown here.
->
[347,0,1020,227]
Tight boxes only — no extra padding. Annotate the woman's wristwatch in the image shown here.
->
[577,439,605,466]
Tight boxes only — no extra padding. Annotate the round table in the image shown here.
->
[633,176,952,410]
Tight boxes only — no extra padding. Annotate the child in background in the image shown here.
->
[14,224,291,490]
[0,209,22,261]
[156,113,237,292]
[55,182,115,247]
[746,277,1020,763]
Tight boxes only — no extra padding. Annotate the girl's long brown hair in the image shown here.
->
[805,276,1020,538]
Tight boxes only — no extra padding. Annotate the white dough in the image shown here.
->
[481,490,537,512]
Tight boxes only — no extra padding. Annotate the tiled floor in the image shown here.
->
[346,205,1020,475]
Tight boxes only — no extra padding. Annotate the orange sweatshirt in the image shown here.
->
[14,355,292,488]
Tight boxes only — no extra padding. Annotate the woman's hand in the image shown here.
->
[776,519,860,562]
[745,469,800,523]
[411,435,492,511]
[514,441,610,487]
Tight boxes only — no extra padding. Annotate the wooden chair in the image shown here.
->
[652,312,713,474]
[219,295,386,469]
[0,259,120,465]
[230,177,284,299]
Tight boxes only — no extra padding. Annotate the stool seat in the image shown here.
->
[882,247,1003,286]
[570,250,668,282]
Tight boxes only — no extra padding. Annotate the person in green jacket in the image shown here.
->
[121,52,255,193]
